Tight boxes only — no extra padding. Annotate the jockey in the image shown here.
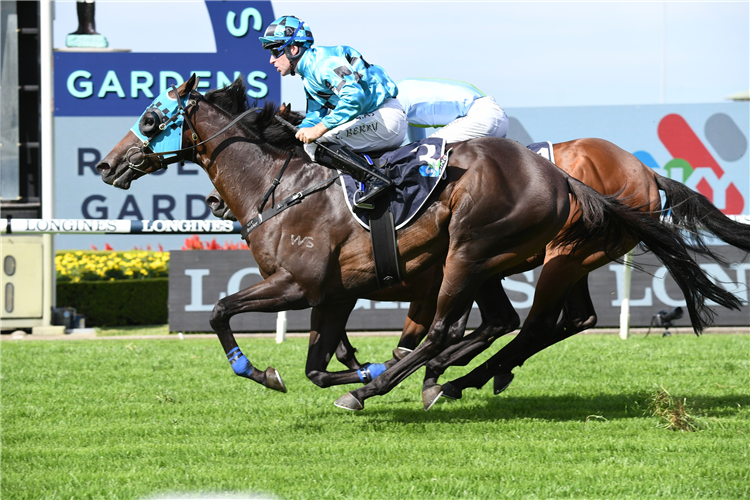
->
[259,15,407,208]
[396,78,509,144]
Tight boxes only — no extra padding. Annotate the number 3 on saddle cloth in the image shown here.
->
[339,137,451,231]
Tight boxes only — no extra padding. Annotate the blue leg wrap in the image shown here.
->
[357,363,387,383]
[227,347,254,378]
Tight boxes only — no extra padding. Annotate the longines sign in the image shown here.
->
[1,219,241,234]
[168,249,749,333]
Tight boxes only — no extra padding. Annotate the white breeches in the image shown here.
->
[303,98,408,159]
[428,96,508,143]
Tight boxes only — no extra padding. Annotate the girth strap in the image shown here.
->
[369,197,401,289]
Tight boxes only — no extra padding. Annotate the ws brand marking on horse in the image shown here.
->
[291,235,314,248]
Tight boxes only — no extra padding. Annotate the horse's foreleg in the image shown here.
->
[393,264,443,361]
[209,268,308,392]
[392,296,435,362]
[305,301,382,388]
[334,334,362,370]
[336,258,481,411]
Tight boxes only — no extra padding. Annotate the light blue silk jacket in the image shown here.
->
[295,46,398,130]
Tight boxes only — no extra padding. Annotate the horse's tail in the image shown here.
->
[556,176,743,334]
[655,174,750,257]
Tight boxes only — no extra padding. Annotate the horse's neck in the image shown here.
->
[190,110,287,223]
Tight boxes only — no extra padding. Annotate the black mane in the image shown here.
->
[203,77,304,151]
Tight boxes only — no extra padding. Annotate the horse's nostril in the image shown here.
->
[96,162,111,175]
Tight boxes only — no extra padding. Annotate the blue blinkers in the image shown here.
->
[130,88,190,159]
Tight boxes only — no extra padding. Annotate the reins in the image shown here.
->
[257,149,295,214]
[129,86,341,240]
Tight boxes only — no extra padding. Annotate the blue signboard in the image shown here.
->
[54,1,279,116]
[53,1,279,251]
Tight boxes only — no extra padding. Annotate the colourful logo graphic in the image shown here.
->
[634,113,748,215]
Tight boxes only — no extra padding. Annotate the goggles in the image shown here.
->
[269,46,286,59]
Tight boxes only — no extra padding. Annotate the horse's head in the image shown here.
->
[205,188,236,221]
[96,74,201,189]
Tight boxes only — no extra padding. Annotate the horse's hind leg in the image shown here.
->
[444,255,585,397]
[210,268,309,392]
[490,276,597,394]
[337,297,474,411]
[336,255,483,411]
[421,275,520,408]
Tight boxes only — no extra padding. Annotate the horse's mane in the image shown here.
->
[203,77,304,151]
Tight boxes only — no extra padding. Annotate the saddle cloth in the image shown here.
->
[526,141,556,164]
[340,137,449,231]
[339,138,553,232]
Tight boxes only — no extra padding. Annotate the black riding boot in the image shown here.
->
[314,144,393,209]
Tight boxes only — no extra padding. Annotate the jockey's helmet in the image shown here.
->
[259,16,314,52]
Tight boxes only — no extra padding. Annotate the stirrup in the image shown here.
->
[353,180,392,209]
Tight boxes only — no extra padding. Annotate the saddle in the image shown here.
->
[339,137,451,289]
[526,141,555,164]
[340,137,450,231]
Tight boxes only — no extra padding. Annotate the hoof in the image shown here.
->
[265,367,287,393]
[393,347,412,361]
[334,392,364,411]
[422,385,444,411]
[493,371,514,395]
[441,382,463,400]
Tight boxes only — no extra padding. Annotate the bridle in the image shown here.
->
[126,85,263,175]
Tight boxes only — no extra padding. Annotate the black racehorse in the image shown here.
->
[97,76,742,411]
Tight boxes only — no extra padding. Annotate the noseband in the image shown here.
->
[128,85,263,175]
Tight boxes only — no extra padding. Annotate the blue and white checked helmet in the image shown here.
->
[259,15,314,51]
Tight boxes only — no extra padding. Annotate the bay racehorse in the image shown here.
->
[389,140,750,408]
[96,76,741,411]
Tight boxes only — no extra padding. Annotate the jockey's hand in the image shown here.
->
[296,122,328,144]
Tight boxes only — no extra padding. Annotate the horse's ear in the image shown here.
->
[176,73,200,97]
[278,103,291,119]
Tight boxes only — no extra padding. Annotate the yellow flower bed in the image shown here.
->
[56,250,170,282]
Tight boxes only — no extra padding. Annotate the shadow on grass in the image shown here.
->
[369,392,750,423]
[96,324,169,336]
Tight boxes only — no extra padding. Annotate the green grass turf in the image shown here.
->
[1,333,748,499]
